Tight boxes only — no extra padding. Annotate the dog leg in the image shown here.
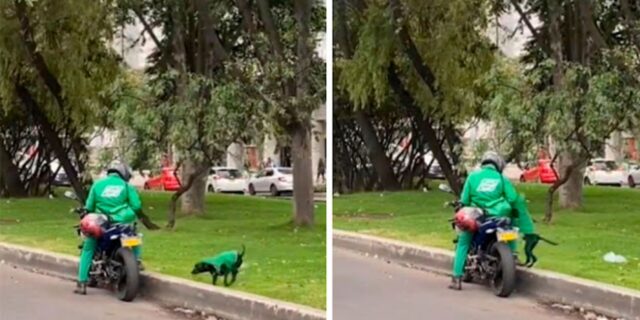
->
[224,274,231,287]
[212,273,218,285]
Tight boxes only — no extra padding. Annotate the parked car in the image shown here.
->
[247,167,293,196]
[50,160,75,186]
[519,159,557,184]
[206,167,246,193]
[143,167,180,191]
[423,152,448,179]
[626,163,640,188]
[584,159,625,186]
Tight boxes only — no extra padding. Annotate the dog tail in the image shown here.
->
[540,236,559,246]
[239,244,246,256]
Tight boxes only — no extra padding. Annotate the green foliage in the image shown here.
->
[0,0,121,131]
[485,54,640,160]
[115,71,264,165]
[338,0,495,121]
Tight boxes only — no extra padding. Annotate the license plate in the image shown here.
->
[120,236,142,247]
[497,230,518,242]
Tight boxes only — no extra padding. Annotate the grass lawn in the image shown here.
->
[0,192,326,309]
[334,183,640,291]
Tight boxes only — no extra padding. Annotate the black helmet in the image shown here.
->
[480,151,506,173]
[106,161,132,182]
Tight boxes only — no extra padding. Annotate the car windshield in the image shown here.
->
[277,168,293,175]
[217,169,242,178]
[594,161,617,170]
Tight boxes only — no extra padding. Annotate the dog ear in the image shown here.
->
[238,244,246,257]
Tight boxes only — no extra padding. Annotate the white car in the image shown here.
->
[247,167,293,196]
[206,167,246,193]
[584,159,625,186]
[627,164,640,188]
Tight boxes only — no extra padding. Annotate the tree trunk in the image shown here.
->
[291,124,314,226]
[14,83,87,201]
[387,65,462,194]
[354,111,400,190]
[291,0,314,227]
[558,152,583,209]
[167,164,209,229]
[179,159,207,215]
[544,152,584,222]
[0,138,26,197]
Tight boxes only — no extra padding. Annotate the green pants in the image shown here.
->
[77,209,140,283]
[452,231,517,278]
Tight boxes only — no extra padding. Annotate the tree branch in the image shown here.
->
[509,0,552,56]
[14,0,65,109]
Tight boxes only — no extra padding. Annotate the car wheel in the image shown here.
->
[208,185,214,193]
[248,184,256,196]
[270,184,279,197]
[519,175,525,183]
[629,176,636,188]
[584,177,591,185]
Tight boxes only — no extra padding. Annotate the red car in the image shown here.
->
[519,159,557,184]
[143,167,180,191]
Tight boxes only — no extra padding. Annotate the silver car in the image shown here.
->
[247,167,293,196]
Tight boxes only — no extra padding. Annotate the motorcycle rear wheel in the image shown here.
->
[489,242,516,297]
[114,248,140,302]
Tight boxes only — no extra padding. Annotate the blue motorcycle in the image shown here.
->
[66,191,142,302]
[439,185,518,297]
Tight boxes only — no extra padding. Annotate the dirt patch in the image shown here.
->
[0,219,20,225]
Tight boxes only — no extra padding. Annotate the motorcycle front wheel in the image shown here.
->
[113,248,140,302]
[489,242,516,297]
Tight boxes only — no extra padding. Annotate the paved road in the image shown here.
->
[333,248,575,320]
[0,264,182,320]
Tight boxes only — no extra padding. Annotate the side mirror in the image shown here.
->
[64,191,78,200]
[438,184,453,193]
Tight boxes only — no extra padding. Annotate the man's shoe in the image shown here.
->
[448,277,462,290]
[73,282,87,295]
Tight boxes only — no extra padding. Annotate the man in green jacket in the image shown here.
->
[74,162,143,295]
[449,151,536,290]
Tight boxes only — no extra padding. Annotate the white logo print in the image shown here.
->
[476,179,500,192]
[101,185,124,198]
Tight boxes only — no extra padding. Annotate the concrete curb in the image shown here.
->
[0,242,325,320]
[334,230,640,320]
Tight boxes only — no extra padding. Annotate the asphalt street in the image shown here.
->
[0,264,183,320]
[333,248,575,320]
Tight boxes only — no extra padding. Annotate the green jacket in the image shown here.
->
[460,164,535,234]
[201,251,239,270]
[85,173,141,224]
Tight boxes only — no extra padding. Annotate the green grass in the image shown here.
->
[0,192,326,309]
[334,184,640,290]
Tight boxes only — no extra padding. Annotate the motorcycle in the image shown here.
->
[438,184,518,297]
[65,191,142,302]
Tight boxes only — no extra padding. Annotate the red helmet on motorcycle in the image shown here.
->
[80,214,108,238]
[454,207,483,232]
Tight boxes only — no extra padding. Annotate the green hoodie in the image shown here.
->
[201,251,239,270]
[460,164,535,234]
[84,173,141,223]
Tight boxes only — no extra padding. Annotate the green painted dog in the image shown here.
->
[191,245,245,286]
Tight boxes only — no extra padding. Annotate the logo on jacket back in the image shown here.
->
[476,179,500,193]
[101,185,124,198]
